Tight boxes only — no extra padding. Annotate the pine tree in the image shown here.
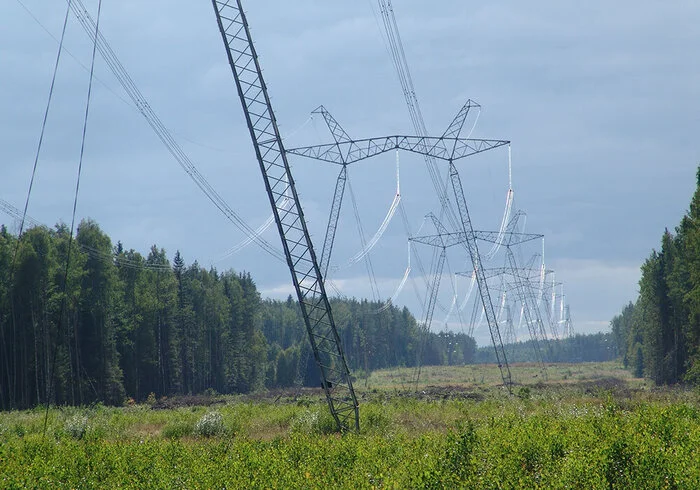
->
[682,167,700,382]
[172,250,195,394]
[140,246,178,396]
[614,165,700,385]
[76,220,124,404]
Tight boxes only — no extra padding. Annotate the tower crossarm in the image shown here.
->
[287,136,509,165]
[474,231,542,246]
[411,231,543,249]
[410,232,465,249]
[458,266,554,282]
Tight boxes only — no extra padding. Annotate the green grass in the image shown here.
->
[362,361,643,391]
[1,362,699,488]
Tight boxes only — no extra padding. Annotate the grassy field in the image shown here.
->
[361,361,643,390]
[1,362,699,488]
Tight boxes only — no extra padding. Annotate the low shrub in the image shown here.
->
[194,411,225,437]
[65,414,88,440]
[291,408,338,435]
[162,420,194,439]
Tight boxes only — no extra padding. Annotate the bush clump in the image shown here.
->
[291,408,338,435]
[65,414,88,440]
[194,411,225,437]
[162,420,195,439]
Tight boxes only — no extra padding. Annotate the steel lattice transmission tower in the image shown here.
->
[474,267,550,376]
[413,213,543,387]
[289,103,514,389]
[211,0,359,432]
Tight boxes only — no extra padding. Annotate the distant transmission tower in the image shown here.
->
[289,103,515,390]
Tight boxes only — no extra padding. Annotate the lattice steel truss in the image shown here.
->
[539,274,564,341]
[411,215,546,388]
[449,160,513,388]
[312,107,351,279]
[212,0,359,432]
[293,104,515,390]
[287,108,509,166]
[455,211,552,377]
[563,305,574,338]
[0,198,41,230]
[415,246,447,383]
[503,250,552,374]
[410,212,543,249]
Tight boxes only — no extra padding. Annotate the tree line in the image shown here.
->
[0,219,477,410]
[261,296,478,386]
[476,332,618,365]
[0,220,271,410]
[611,166,700,385]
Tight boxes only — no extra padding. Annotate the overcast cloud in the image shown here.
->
[1,1,698,345]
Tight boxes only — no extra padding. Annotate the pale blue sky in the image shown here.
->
[1,1,698,344]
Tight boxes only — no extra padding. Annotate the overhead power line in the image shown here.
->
[0,197,171,272]
[64,0,285,263]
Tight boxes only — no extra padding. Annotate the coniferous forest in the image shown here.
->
[611,167,700,385]
[476,332,618,364]
[4,164,697,412]
[0,219,478,410]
